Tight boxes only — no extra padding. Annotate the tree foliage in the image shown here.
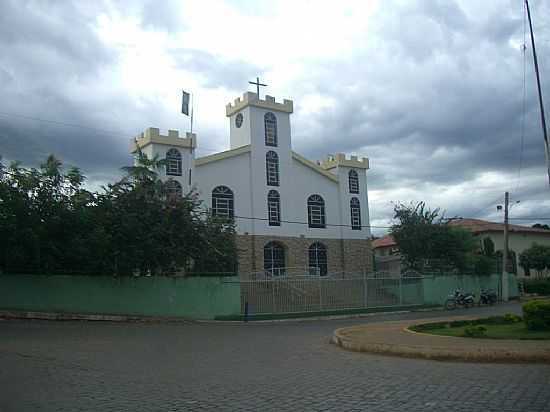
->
[390,201,490,274]
[519,244,550,278]
[0,152,237,276]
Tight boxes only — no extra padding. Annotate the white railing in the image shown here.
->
[233,273,425,315]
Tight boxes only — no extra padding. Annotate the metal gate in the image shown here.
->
[231,273,425,315]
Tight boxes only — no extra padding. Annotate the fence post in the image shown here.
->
[272,280,276,313]
[399,276,403,306]
[363,270,368,308]
[319,278,323,311]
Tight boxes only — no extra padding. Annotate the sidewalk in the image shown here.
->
[332,315,550,363]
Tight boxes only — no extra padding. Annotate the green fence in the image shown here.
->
[0,274,241,320]
[422,273,519,305]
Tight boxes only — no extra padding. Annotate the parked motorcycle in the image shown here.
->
[444,289,475,310]
[479,289,498,306]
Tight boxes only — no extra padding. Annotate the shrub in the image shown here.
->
[463,325,487,337]
[503,313,522,324]
[448,320,472,328]
[523,279,550,295]
[522,300,550,331]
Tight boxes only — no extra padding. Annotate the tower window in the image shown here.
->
[264,112,277,146]
[348,169,359,194]
[166,148,182,176]
[307,194,326,228]
[212,186,234,219]
[267,190,281,226]
[266,151,279,186]
[350,197,361,230]
[308,242,328,276]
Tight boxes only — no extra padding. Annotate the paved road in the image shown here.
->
[1,303,549,411]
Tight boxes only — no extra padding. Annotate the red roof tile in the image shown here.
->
[447,218,550,234]
[372,234,396,248]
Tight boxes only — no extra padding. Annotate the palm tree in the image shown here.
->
[122,144,166,184]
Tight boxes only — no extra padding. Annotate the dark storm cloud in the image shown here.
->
[172,49,263,90]
[294,0,549,181]
[0,0,126,174]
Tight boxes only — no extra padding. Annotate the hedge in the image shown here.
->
[523,279,550,295]
[522,300,550,331]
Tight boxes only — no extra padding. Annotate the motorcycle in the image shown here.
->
[479,289,498,306]
[444,289,475,310]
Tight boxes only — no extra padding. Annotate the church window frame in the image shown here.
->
[350,197,361,230]
[264,112,277,147]
[348,169,359,194]
[165,179,183,201]
[307,194,326,229]
[308,242,328,276]
[267,190,281,226]
[264,241,286,276]
[166,148,182,176]
[211,186,234,219]
[266,151,280,186]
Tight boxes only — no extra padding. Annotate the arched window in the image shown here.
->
[165,180,182,200]
[166,148,182,176]
[266,151,279,186]
[307,194,326,228]
[212,186,234,218]
[350,197,361,230]
[264,112,277,146]
[348,169,359,194]
[309,242,328,276]
[264,241,285,276]
[267,190,281,226]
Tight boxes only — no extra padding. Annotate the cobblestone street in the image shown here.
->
[1,304,549,411]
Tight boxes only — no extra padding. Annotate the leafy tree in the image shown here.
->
[532,223,550,230]
[0,152,237,276]
[482,237,495,256]
[519,244,550,278]
[391,201,477,273]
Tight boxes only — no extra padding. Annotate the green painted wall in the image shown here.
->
[422,273,519,305]
[0,274,241,320]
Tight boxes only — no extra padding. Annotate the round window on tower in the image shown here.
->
[235,113,243,128]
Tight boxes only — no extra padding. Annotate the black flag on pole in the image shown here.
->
[181,90,190,115]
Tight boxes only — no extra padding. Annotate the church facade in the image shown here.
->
[131,91,373,277]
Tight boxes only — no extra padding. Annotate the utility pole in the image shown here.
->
[502,192,509,302]
[525,0,550,187]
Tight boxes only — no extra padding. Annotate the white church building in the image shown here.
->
[131,90,373,277]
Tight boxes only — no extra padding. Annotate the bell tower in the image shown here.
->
[226,91,293,150]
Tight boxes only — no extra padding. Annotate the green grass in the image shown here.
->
[411,321,550,340]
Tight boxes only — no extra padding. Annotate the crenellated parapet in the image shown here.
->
[130,127,197,153]
[320,153,369,170]
[226,92,293,116]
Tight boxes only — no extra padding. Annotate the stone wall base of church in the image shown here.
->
[235,234,373,279]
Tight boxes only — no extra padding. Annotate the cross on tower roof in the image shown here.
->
[248,77,267,99]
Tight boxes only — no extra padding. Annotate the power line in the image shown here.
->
[0,110,225,155]
[233,214,392,230]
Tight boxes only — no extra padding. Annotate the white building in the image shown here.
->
[131,91,373,277]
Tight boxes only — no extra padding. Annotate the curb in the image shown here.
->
[332,323,550,364]
[0,307,441,325]
[0,310,195,323]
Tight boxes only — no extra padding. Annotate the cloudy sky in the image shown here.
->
[1,0,549,235]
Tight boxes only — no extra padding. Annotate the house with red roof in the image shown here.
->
[372,218,550,277]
